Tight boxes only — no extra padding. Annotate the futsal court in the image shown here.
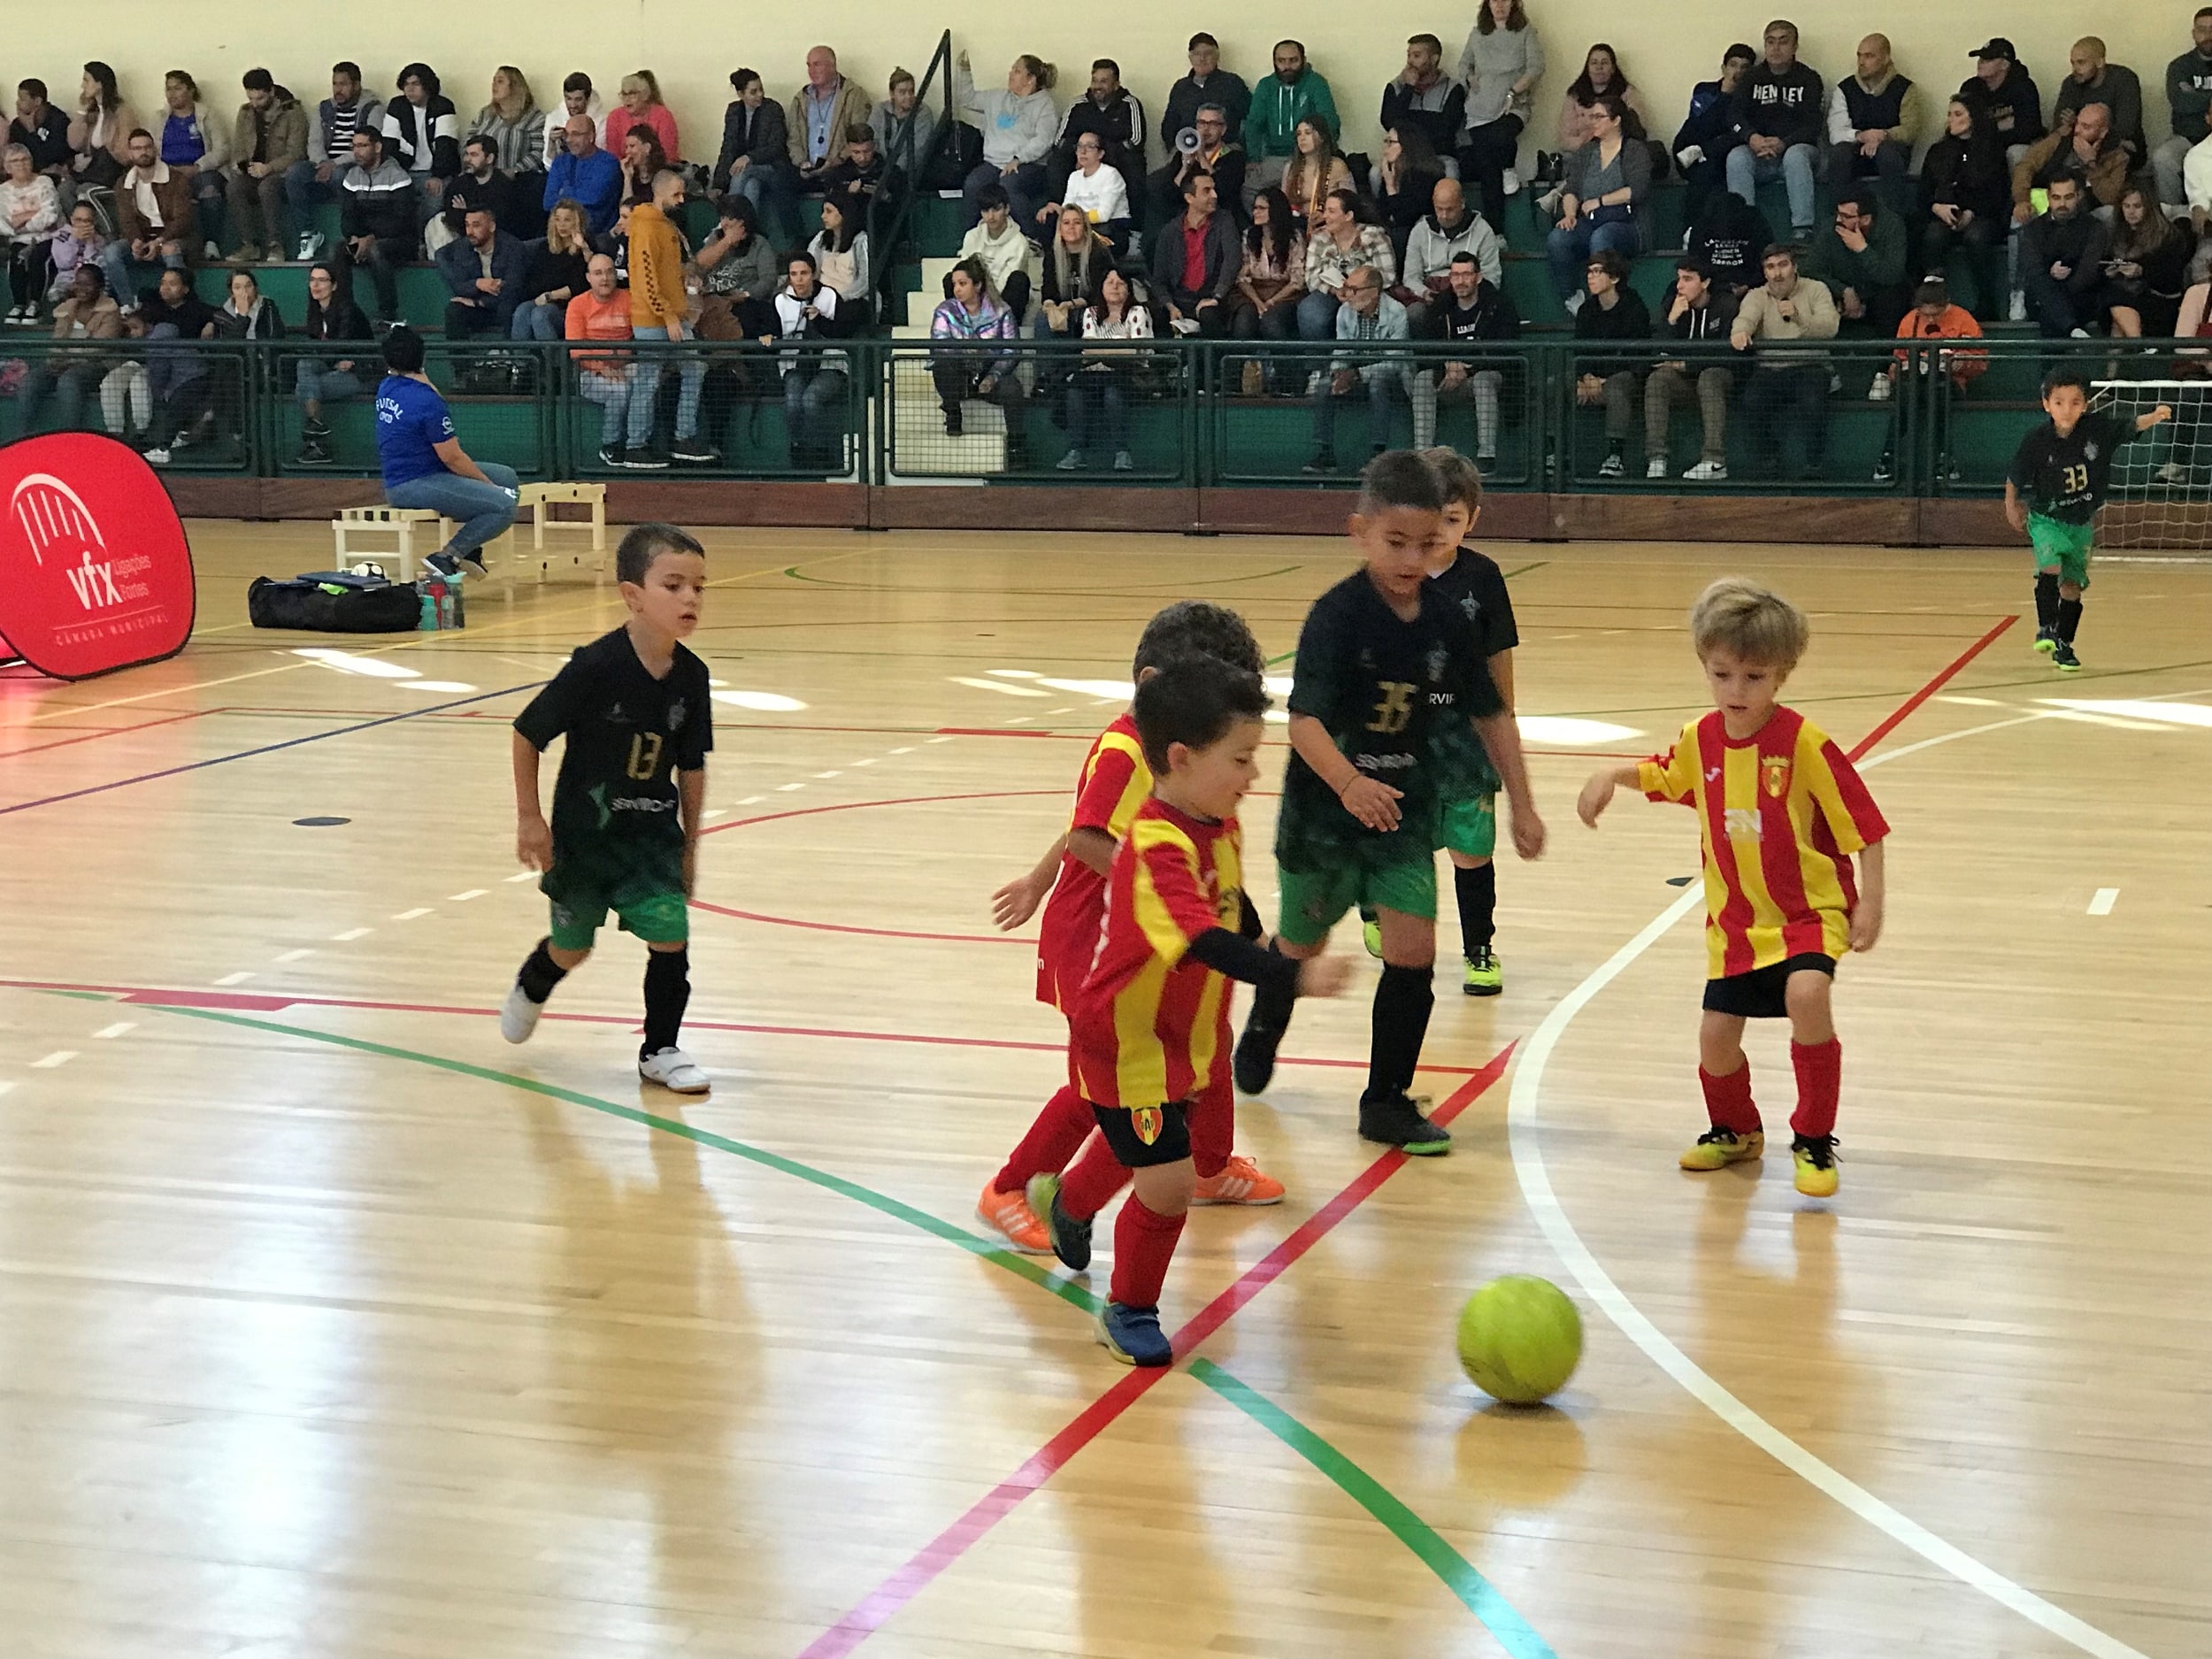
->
[2,523,2207,1659]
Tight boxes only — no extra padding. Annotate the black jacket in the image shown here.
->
[1663,289,1739,344]
[1672,79,1740,160]
[1160,71,1251,149]
[382,94,462,178]
[1731,61,1824,148]
[1058,89,1147,172]
[1439,280,1520,348]
[1919,134,2009,225]
[302,296,372,343]
[714,99,791,190]
[1959,65,2046,148]
[1687,191,1774,292]
[1039,238,1116,307]
[1150,209,1240,304]
[445,167,522,235]
[1379,77,1467,159]
[1573,287,1653,377]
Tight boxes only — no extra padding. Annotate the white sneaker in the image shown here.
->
[2008,291,2028,323]
[142,446,172,465]
[640,1046,710,1094]
[202,239,221,263]
[2154,460,2189,486]
[1501,166,1521,196]
[1868,373,1891,401]
[2068,326,2091,339]
[500,982,544,1044]
[1646,456,1668,479]
[1684,458,1728,481]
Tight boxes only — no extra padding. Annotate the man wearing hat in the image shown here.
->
[1962,39,2047,168]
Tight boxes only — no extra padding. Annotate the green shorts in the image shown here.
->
[542,854,689,952]
[1276,852,1438,948]
[2028,513,2094,589]
[1437,793,1497,859]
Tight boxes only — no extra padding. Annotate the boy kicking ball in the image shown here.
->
[1041,656,1348,1365]
[2005,367,2170,673]
[1578,579,1887,1197]
[502,523,714,1094]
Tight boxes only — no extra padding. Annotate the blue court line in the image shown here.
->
[0,680,546,819]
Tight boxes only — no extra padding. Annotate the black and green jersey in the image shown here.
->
[1277,567,1503,871]
[1425,547,1517,803]
[2006,410,2144,525]
[514,627,713,877]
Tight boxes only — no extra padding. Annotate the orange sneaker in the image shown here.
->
[976,1180,1051,1253]
[1191,1154,1286,1206]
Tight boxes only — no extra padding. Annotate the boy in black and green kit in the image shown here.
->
[1233,450,1546,1153]
[502,522,715,1094]
[2005,368,2170,674]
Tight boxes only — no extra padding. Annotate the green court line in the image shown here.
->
[1190,1359,1559,1659]
[1265,649,1296,665]
[48,990,1548,1651]
[1501,562,1549,580]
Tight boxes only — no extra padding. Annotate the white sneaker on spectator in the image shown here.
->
[640,1047,710,1094]
[1502,166,1520,196]
[202,240,221,262]
[2008,291,2028,322]
[1869,373,1891,400]
[142,446,172,465]
[1684,459,1728,481]
[2155,460,2189,486]
[1647,456,1668,479]
[2069,326,2091,339]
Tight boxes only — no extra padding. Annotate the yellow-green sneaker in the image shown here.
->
[1791,1133,1839,1197]
[1679,1126,1764,1171]
[1463,945,1502,996]
[1361,918,1382,958]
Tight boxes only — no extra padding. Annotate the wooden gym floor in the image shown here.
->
[2,526,2208,1659]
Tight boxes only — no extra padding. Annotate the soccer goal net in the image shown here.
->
[2091,379,2211,551]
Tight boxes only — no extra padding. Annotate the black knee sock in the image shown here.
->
[641,947,691,1057]
[1455,862,1497,955]
[1366,963,1436,1103]
[1245,939,1299,1036]
[517,937,569,1004]
[2056,596,2084,643]
[2033,571,2060,632]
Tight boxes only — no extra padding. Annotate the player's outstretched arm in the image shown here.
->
[679,767,707,896]
[991,833,1069,931]
[1289,712,1402,831]
[1577,764,1642,827]
[1848,839,1886,952]
[512,730,553,871]
[2139,404,2175,430]
[1473,710,1546,858]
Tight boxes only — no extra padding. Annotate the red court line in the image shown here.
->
[689,898,1025,946]
[797,1048,1514,1659]
[1847,616,2016,762]
[0,708,209,760]
[0,976,1483,1075]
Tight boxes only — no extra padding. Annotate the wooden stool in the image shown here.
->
[330,506,517,583]
[515,482,608,581]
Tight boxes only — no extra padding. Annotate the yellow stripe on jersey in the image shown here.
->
[1127,816,1203,967]
[1110,955,1173,1105]
[1082,730,1153,841]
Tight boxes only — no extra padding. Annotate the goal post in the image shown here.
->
[2090,378,2208,551]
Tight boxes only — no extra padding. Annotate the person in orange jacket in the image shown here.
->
[1874,277,1985,483]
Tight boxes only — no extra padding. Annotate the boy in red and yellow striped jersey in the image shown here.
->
[1578,579,1888,1197]
[1033,657,1348,1366]
[979,603,1286,1256]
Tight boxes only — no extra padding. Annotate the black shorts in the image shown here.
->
[1701,952,1836,1019]
[1090,1099,1193,1168]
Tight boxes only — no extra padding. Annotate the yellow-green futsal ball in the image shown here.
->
[1456,1275,1582,1404]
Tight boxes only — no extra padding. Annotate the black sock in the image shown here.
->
[1365,962,1435,1103]
[517,937,568,1004]
[641,947,691,1057]
[1455,862,1497,956]
[2033,571,2060,632]
[1246,940,1298,1035]
[2056,595,2084,643]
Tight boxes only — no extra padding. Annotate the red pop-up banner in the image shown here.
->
[0,433,196,680]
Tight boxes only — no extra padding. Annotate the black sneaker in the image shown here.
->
[454,549,489,579]
[1301,449,1337,475]
[1233,1018,1284,1096]
[621,445,671,470]
[671,435,720,465]
[2032,625,2058,656]
[596,443,624,468]
[1598,449,1625,479]
[2052,641,2082,672]
[1358,1091,1452,1155]
[295,440,333,466]
[421,551,463,580]
[1872,452,1895,484]
[1025,1173,1093,1271]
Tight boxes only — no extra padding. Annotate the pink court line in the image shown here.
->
[797,1048,1515,1659]
[0,708,209,760]
[0,977,1487,1076]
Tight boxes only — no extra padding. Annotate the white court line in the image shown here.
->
[0,1080,13,1098]
[448,889,487,902]
[814,771,841,780]
[1507,710,2148,1659]
[212,972,255,987]
[31,1051,78,1069]
[735,795,764,805]
[392,908,433,921]
[2087,887,2119,916]
[775,783,805,793]
[503,872,537,883]
[926,736,955,744]
[888,747,917,755]
[273,949,314,964]
[849,757,876,766]
[91,1023,135,1040]
[331,926,373,941]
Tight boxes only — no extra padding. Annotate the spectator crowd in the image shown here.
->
[5,15,2212,480]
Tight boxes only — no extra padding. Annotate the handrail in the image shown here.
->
[868,28,956,321]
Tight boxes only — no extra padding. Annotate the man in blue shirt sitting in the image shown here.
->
[544,114,622,236]
[375,326,519,580]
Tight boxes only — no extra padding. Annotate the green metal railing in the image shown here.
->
[0,334,2185,498]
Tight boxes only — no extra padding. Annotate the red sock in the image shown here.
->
[1188,1077,1232,1180]
[990,1084,1095,1194]
[1110,1194,1187,1310]
[1790,1039,1841,1140]
[1057,1133,1129,1221]
[1699,1063,1762,1134]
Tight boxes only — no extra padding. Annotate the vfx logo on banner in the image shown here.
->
[0,433,195,680]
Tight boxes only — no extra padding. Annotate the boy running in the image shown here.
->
[2005,368,2170,673]
[1234,450,1545,1155]
[501,523,714,1093]
[979,603,1284,1253]
[1035,656,1348,1365]
[1363,448,1520,995]
[1577,579,1887,1197]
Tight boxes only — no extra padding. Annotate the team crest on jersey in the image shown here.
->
[1131,1106,1164,1146]
[668,700,687,732]
[1426,645,1449,683]
[2083,441,2100,462]
[1762,756,1791,798]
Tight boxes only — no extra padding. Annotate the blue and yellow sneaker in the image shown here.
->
[1463,945,1502,996]
[1097,1301,1173,1367]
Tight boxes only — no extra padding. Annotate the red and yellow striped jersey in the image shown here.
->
[1639,707,1889,979]
[1071,798,1245,1110]
[1035,712,1152,1010]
